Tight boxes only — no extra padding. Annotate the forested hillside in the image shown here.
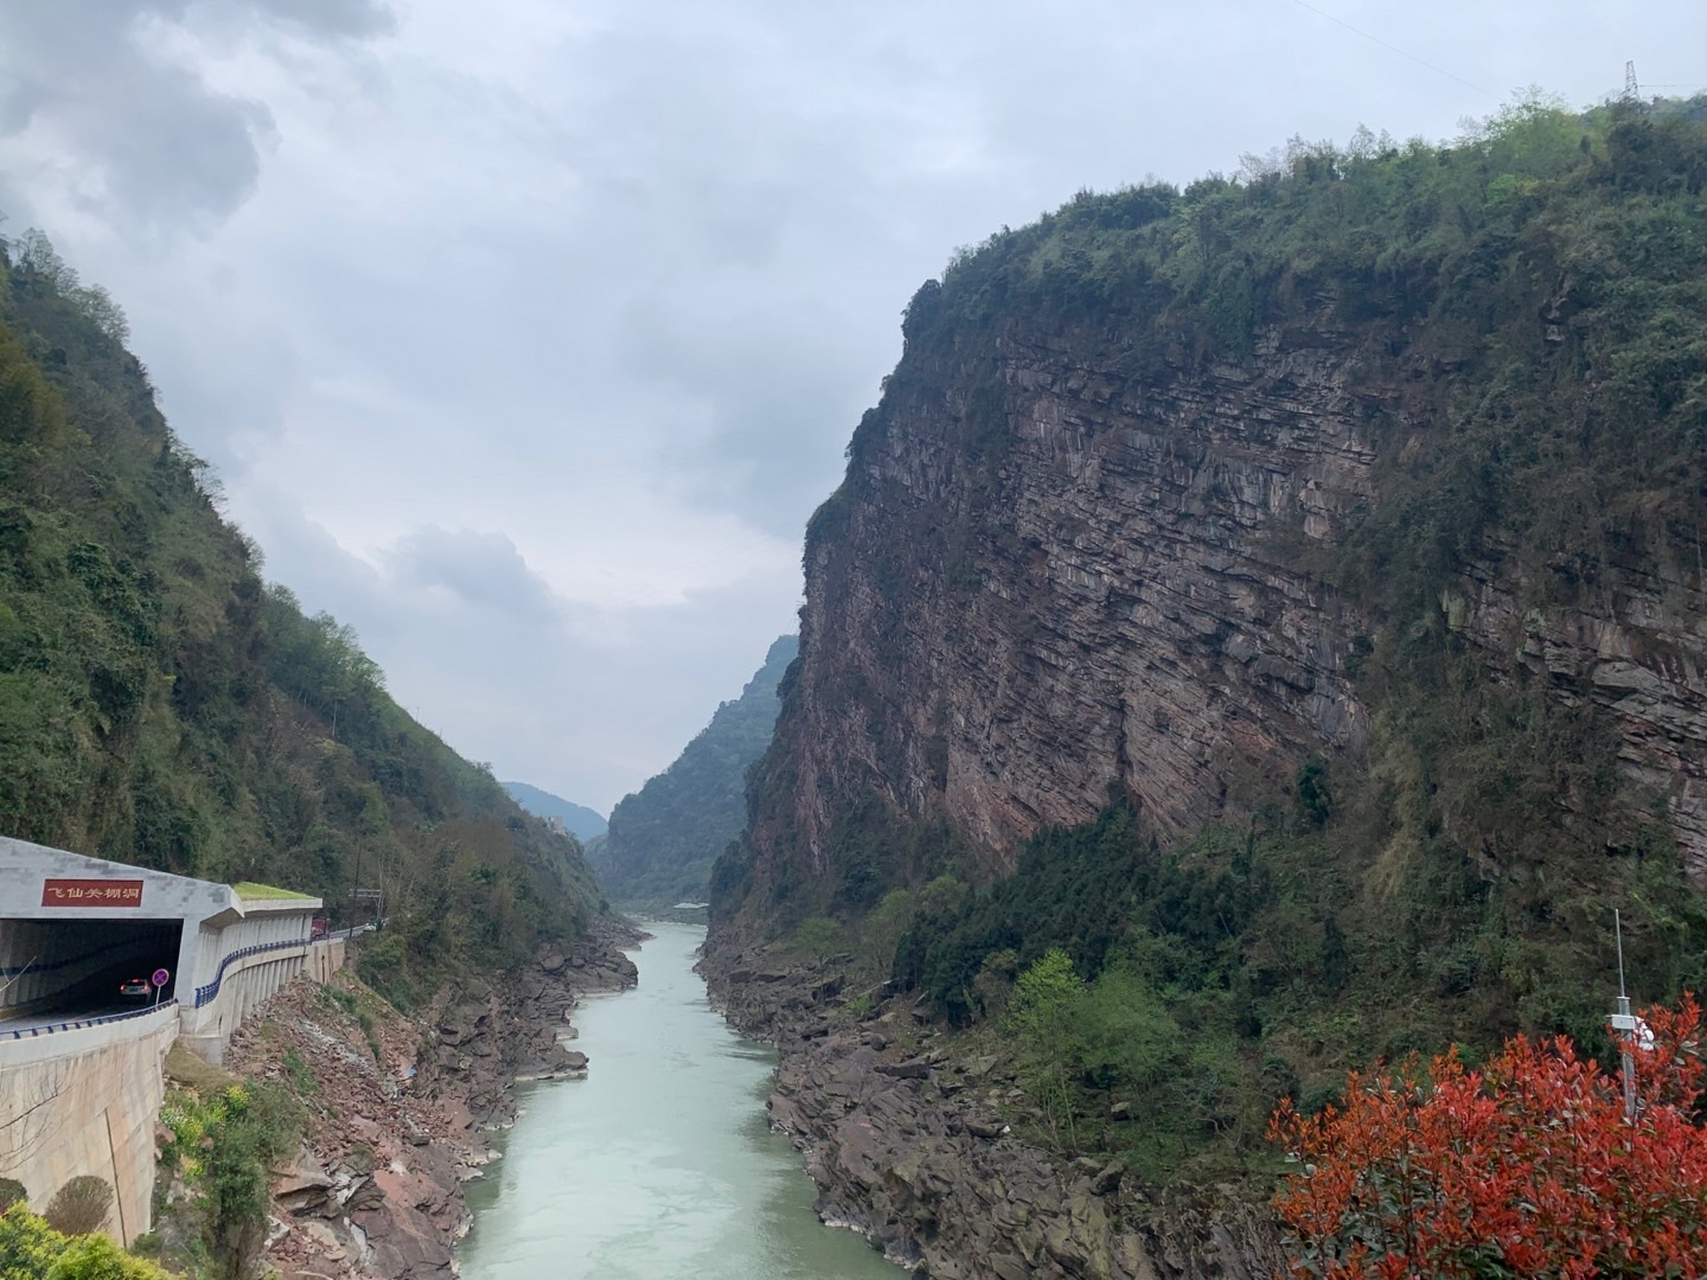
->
[0,233,603,1007]
[597,635,796,906]
[711,95,1707,1184]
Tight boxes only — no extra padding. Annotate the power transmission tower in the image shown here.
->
[1624,60,1640,102]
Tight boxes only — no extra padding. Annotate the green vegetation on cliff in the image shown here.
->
[599,635,796,906]
[0,233,603,1006]
[717,95,1707,1185]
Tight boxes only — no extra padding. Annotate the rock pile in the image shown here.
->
[224,920,640,1278]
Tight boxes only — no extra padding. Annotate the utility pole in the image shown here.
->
[351,839,363,926]
[1624,61,1640,102]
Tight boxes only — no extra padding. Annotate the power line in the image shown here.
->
[1289,0,1499,100]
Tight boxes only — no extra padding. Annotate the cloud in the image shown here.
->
[0,1,390,234]
[2,0,1700,811]
[233,494,800,811]
[386,526,562,622]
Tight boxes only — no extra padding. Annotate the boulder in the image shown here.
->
[877,1058,931,1080]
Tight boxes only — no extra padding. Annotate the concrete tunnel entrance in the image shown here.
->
[1,837,326,1053]
[0,916,185,1025]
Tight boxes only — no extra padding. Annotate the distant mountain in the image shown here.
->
[502,782,608,841]
[596,636,797,906]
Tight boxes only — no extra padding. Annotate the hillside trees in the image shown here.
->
[0,231,604,1001]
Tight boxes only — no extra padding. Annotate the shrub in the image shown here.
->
[43,1232,173,1279]
[0,1204,170,1280]
[0,1182,23,1213]
[1270,996,1707,1277]
[157,1082,300,1276]
[41,1178,110,1237]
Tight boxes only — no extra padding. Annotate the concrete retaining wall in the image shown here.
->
[0,929,350,1248]
[0,1002,178,1246]
[178,935,348,1064]
[307,937,347,985]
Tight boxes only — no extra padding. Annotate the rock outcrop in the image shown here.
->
[711,116,1707,1280]
[702,943,1284,1279]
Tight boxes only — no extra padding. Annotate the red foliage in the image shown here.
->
[1269,996,1707,1278]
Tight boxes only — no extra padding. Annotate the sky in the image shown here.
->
[0,1,1700,814]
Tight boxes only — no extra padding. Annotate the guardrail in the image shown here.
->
[1,998,179,1041]
[193,938,311,1008]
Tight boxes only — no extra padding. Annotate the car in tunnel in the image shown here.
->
[117,977,153,1002]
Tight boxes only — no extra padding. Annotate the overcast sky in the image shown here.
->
[0,2,1699,814]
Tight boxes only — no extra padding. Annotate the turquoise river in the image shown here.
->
[456,920,904,1279]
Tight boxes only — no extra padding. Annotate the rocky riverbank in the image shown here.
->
[700,940,1283,1280]
[217,921,641,1278]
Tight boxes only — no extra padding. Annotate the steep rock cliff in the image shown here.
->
[767,326,1380,872]
[718,101,1707,938]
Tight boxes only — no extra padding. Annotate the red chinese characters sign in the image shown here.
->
[41,879,144,907]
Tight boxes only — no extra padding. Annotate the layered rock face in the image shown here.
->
[1449,539,1706,871]
[710,110,1707,1280]
[735,309,1705,912]
[764,326,1377,877]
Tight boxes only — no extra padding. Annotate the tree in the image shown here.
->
[789,915,841,961]
[1009,948,1086,1151]
[858,888,916,980]
[1269,996,1707,1278]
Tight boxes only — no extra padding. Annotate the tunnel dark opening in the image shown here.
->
[0,917,184,1027]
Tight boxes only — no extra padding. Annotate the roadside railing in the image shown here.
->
[0,998,178,1041]
[192,938,310,1008]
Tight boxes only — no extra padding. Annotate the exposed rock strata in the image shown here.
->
[738,320,1706,904]
[701,942,1283,1280]
[223,923,639,1279]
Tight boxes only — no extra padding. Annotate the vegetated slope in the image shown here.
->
[711,98,1707,1180]
[597,635,797,905]
[0,233,604,1007]
[502,780,607,841]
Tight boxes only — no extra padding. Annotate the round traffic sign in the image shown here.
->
[152,968,170,989]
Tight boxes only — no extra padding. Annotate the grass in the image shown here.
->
[229,881,316,901]
[163,1041,241,1092]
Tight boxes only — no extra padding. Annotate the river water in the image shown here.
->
[456,920,903,1280]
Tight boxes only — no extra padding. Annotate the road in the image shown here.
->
[0,957,178,1034]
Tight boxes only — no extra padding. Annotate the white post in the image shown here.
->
[1610,910,1638,1124]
